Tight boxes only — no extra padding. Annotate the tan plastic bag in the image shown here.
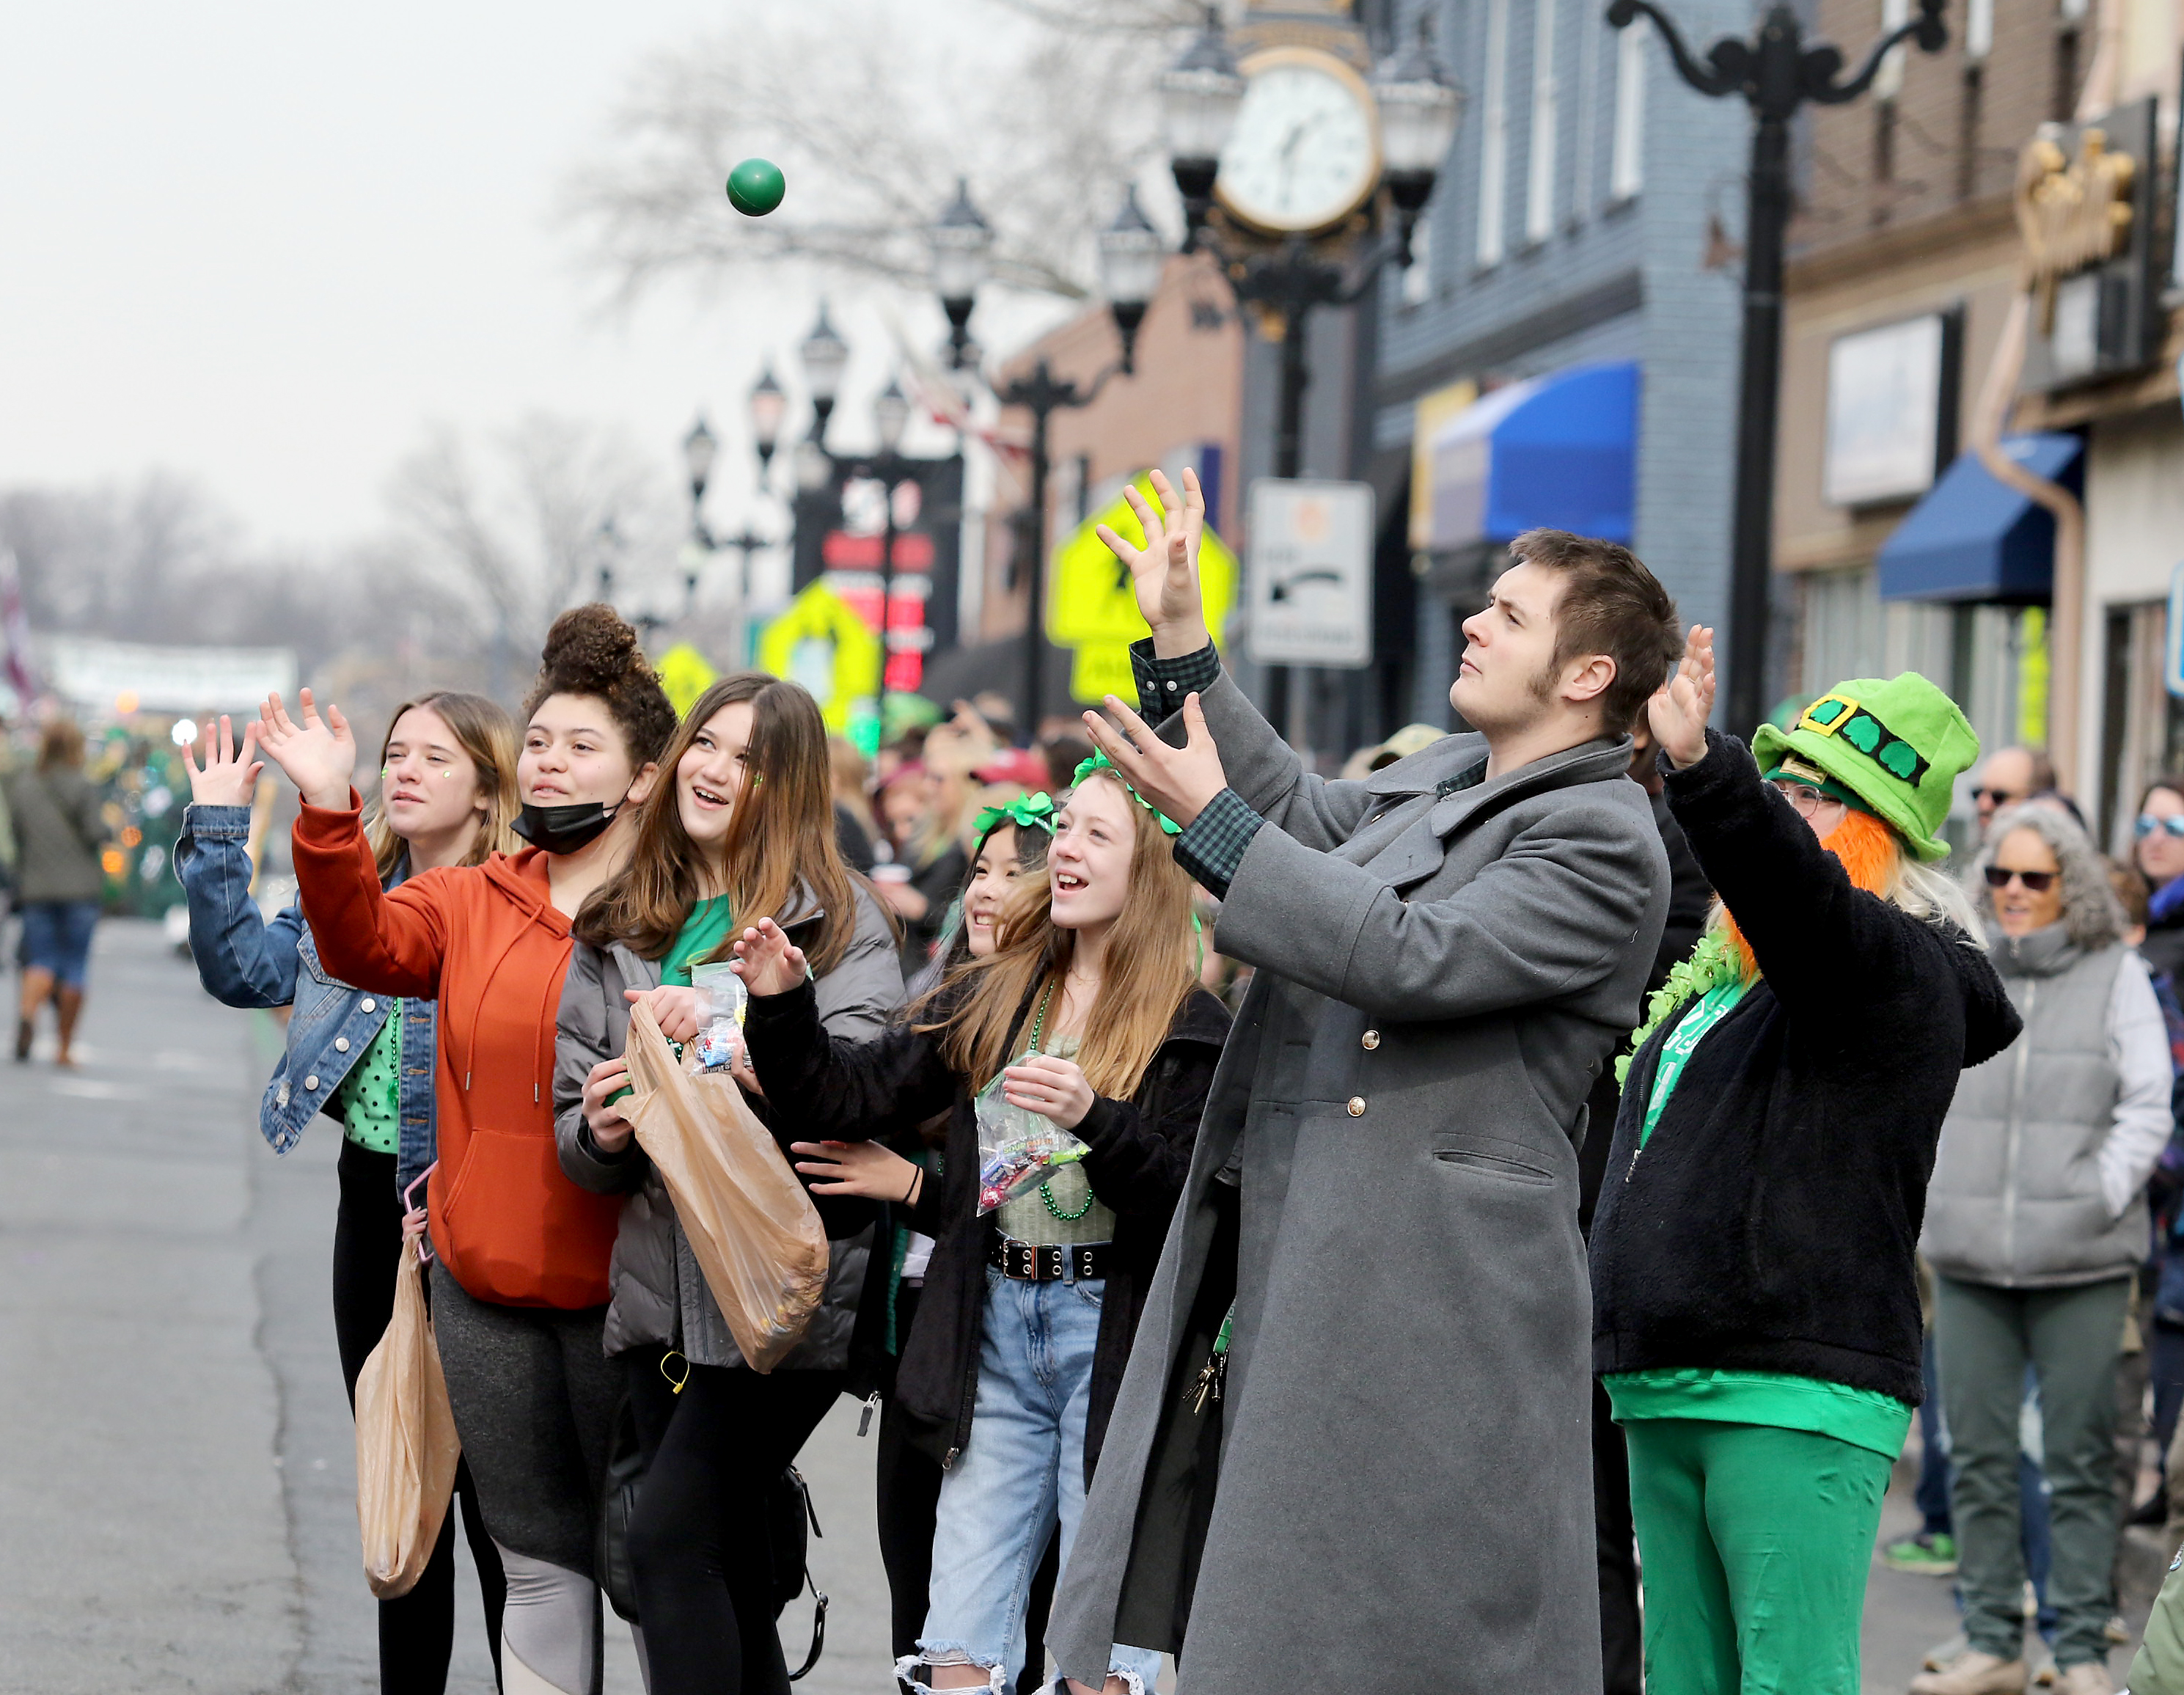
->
[355,1235,461,1598]
[623,998,830,1372]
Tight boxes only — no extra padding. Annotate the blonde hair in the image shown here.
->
[913,769,1198,1099]
[363,692,520,882]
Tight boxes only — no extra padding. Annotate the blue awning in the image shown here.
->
[1876,433,2084,602]
[1426,360,1638,550]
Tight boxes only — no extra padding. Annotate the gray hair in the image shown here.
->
[1968,802,2126,951]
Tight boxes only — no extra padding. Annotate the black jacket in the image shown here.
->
[1588,730,2020,1403]
[744,978,1231,1475]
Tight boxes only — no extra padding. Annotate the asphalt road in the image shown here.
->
[0,918,2165,1693]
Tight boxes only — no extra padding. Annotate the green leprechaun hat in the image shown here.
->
[1751,673,1978,863]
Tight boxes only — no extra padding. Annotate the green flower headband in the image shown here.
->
[972,790,1057,843]
[1073,751,1182,836]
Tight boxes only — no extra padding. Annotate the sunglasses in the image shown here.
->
[1975,788,2023,808]
[2136,816,2184,840]
[1983,865,2057,893]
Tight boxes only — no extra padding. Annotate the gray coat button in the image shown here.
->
[1347,1097,1366,1117]
[1361,1030,1380,1050]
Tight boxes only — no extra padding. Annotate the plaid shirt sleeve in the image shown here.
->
[1173,786,1264,899]
[1129,637,1223,722]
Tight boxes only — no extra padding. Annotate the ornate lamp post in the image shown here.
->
[1605,0,1949,733]
[932,184,1162,736]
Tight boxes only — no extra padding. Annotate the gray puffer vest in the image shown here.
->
[554,887,904,1366]
[1922,925,2138,1288]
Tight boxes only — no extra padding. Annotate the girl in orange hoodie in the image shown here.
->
[260,607,676,1695]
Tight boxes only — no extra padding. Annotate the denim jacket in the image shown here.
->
[174,803,439,1197]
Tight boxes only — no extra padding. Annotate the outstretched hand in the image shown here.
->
[1648,626,1716,770]
[730,918,807,999]
[1095,468,1209,659]
[183,714,263,808]
[256,688,357,810]
[1080,691,1226,831]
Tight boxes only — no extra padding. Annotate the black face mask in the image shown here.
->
[511,800,618,855]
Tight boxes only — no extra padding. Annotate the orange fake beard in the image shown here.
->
[1719,805,1898,980]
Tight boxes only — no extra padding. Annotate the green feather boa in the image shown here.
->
[1613,929,1751,1086]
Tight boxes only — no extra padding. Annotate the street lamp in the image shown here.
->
[799,302,850,444]
[1156,11,1461,481]
[747,366,786,475]
[1605,0,1949,733]
[928,179,1159,735]
[682,416,717,543]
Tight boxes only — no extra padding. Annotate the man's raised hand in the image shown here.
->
[1096,467,1209,659]
[1080,691,1228,831]
[256,688,357,810]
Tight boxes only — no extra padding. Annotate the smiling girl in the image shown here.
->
[734,757,1230,1695]
[256,607,677,1695]
[554,673,902,1695]
[177,693,518,1692]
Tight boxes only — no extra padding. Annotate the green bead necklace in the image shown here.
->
[1024,980,1096,1221]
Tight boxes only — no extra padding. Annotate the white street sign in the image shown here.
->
[1246,478,1374,668]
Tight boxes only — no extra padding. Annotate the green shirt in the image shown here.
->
[997,1035,1115,1248]
[327,999,402,1157]
[1618,972,1911,1458]
[662,896,736,986]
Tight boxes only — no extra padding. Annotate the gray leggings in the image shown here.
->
[432,1264,622,1694]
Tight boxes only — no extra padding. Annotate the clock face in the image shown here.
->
[1215,51,1381,235]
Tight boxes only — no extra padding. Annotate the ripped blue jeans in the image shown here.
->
[904,1266,1162,1695]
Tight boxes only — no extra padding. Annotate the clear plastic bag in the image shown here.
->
[689,962,749,1074]
[622,998,829,1371]
[354,1236,461,1598]
[974,1055,1088,1215]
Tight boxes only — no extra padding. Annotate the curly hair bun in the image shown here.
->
[536,604,658,697]
[524,603,678,766]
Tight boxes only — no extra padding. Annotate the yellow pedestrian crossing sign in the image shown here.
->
[1048,473,1237,704]
[756,579,882,731]
[653,644,718,717]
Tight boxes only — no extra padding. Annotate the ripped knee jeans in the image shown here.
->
[897,1268,1161,1695]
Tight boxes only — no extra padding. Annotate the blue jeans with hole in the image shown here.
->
[907,1266,1162,1694]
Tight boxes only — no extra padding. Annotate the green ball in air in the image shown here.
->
[726,158,785,217]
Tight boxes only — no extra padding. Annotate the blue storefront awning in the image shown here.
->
[1426,360,1638,551]
[1875,433,2084,603]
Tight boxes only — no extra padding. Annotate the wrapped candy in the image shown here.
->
[688,962,749,1075]
[973,1060,1088,1215]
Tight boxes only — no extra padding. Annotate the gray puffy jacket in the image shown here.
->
[554,885,903,1366]
[1922,925,2172,1287]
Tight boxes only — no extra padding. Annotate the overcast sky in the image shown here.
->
[0,1,977,554]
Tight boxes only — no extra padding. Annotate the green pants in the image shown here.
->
[1933,1273,2130,1668]
[1624,1418,1891,1695]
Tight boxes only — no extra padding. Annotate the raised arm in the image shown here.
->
[1210,797,1657,1021]
[175,715,303,1010]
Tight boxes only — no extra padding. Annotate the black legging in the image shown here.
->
[332,1136,508,1694]
[623,1347,844,1695]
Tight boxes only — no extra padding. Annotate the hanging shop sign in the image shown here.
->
[1822,308,1963,508]
[2166,563,2184,699]
[2018,98,2162,392]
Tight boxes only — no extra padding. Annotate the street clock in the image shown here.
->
[1214,47,1382,236]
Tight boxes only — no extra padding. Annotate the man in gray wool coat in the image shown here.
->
[1048,468,1681,1694]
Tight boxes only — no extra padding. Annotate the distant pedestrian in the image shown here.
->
[1591,654,2017,1695]
[2133,778,2184,989]
[1972,746,2056,839]
[4,717,109,1066]
[1916,804,2172,1695]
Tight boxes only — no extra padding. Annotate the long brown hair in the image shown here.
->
[914,769,1197,1099]
[362,692,520,882]
[576,673,868,974]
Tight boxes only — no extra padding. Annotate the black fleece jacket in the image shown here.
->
[1588,730,2020,1404]
[744,978,1231,1476]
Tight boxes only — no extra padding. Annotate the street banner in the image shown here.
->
[1246,478,1375,668]
[44,635,298,716]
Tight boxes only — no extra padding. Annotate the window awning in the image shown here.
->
[1875,433,2084,603]
[1423,360,1638,552]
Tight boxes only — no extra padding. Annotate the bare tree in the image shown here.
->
[564,0,1194,311]
[384,413,681,665]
